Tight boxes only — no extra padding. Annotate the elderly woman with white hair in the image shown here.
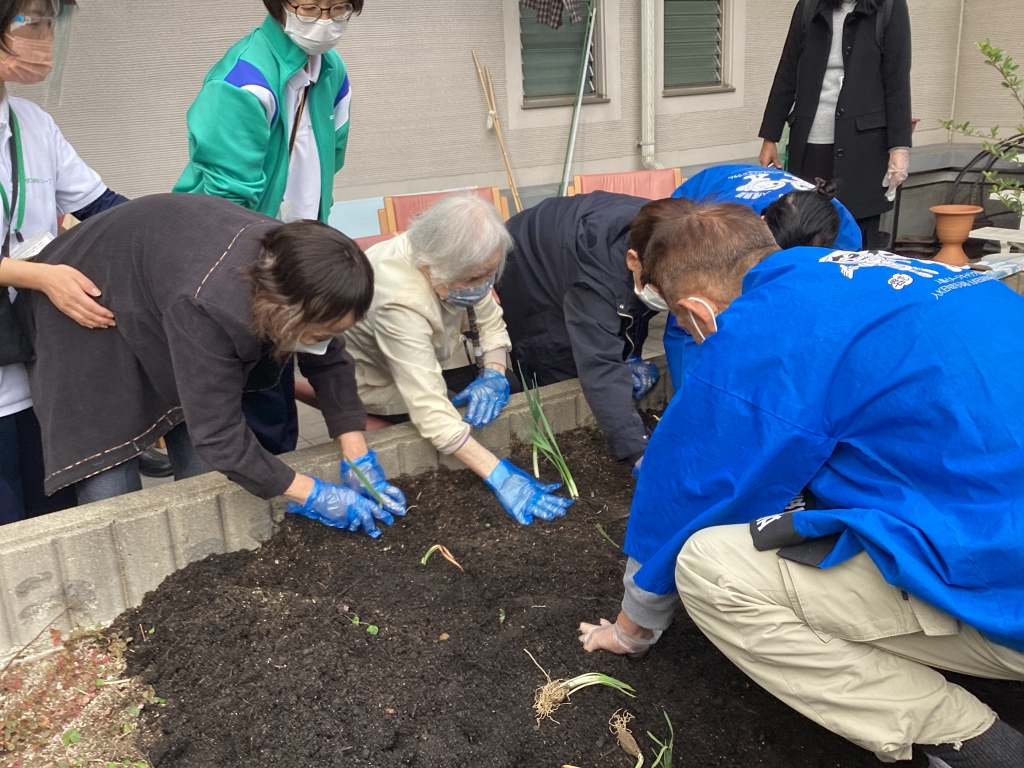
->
[345,196,573,525]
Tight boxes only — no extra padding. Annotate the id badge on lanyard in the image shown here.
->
[0,107,27,257]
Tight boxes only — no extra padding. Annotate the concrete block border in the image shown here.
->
[0,359,670,660]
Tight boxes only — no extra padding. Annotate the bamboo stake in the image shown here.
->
[471,50,523,214]
[485,66,523,213]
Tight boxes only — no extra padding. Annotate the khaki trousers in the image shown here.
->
[674,524,1024,763]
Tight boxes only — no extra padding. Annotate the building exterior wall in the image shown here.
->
[950,0,1024,136]
[7,0,991,204]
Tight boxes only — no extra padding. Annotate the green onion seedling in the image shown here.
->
[342,452,385,506]
[647,711,675,768]
[596,524,619,549]
[610,710,644,768]
[421,544,465,572]
[525,649,634,724]
[518,365,579,498]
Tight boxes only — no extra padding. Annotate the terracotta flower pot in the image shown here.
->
[930,204,984,266]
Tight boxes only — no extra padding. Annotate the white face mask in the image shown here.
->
[686,297,718,343]
[293,338,332,355]
[634,282,669,312]
[283,11,349,56]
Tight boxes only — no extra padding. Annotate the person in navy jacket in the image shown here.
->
[579,201,1024,767]
[499,194,693,468]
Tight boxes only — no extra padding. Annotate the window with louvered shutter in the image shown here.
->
[520,1,600,105]
[664,0,723,91]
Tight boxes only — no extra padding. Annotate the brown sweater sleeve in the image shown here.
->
[296,335,367,438]
[164,298,296,499]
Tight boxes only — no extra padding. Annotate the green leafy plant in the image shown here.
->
[61,728,81,746]
[347,614,379,636]
[518,365,579,498]
[941,40,1024,214]
[647,711,675,768]
[342,453,385,506]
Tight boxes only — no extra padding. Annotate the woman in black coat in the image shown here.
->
[758,0,912,248]
[24,194,405,536]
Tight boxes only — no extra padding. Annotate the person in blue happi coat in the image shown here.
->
[662,163,862,391]
[578,201,1024,767]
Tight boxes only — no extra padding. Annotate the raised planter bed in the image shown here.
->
[110,428,1023,767]
[0,371,667,661]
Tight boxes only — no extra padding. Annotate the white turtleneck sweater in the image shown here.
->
[808,0,857,145]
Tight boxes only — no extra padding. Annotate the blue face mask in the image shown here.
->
[442,276,494,308]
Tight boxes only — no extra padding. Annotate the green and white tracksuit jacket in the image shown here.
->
[173,15,351,221]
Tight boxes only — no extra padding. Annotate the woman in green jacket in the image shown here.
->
[174,0,358,455]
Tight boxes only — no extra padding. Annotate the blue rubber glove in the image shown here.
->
[452,367,511,428]
[484,459,573,525]
[340,449,407,517]
[627,355,659,400]
[287,478,392,538]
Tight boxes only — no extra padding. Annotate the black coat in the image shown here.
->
[759,0,912,219]
[24,194,366,498]
[497,192,655,463]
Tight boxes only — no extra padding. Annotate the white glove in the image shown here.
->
[882,147,910,202]
[578,618,662,658]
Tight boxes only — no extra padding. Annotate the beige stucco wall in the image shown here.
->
[7,0,990,204]
[950,0,1024,136]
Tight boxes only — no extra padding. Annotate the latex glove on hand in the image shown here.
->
[484,459,573,525]
[340,449,407,517]
[627,355,659,400]
[452,368,511,428]
[287,478,392,538]
[578,617,662,658]
[882,147,910,202]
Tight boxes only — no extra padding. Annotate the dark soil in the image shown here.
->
[114,428,1023,768]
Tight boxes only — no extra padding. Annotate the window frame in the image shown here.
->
[661,0,738,98]
[519,0,610,109]
[501,0,622,132]
[655,0,746,117]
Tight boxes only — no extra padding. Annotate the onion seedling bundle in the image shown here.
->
[518,366,579,499]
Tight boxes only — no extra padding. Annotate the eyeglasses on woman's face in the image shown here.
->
[284,1,355,22]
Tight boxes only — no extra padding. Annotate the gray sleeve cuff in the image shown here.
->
[436,422,472,455]
[620,557,678,632]
[481,348,508,368]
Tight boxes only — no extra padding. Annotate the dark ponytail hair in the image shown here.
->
[762,180,841,250]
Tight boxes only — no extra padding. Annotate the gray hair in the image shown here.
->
[408,195,514,285]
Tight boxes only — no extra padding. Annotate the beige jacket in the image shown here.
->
[345,233,511,454]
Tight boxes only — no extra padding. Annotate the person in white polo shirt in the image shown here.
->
[0,0,129,523]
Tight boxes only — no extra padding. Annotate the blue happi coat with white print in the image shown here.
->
[664,164,863,388]
[626,246,1024,653]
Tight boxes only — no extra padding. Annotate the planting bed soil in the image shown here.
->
[114,428,1022,768]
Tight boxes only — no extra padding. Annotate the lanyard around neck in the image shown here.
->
[288,85,310,160]
[0,107,26,241]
